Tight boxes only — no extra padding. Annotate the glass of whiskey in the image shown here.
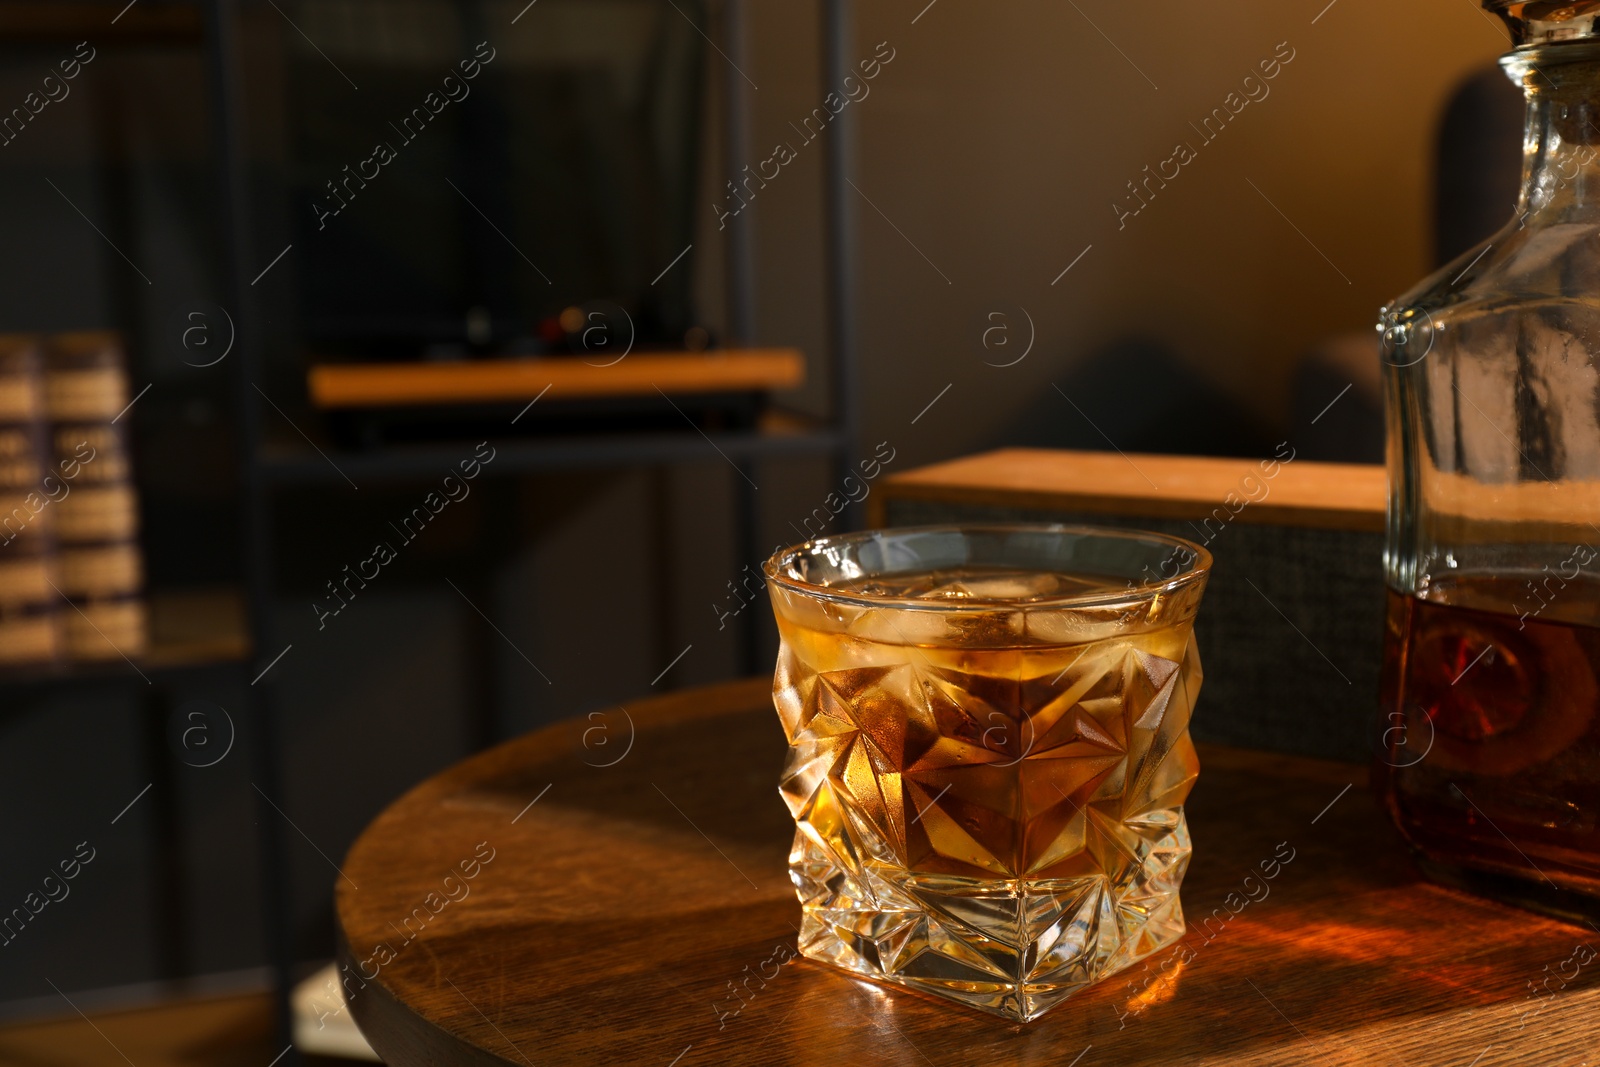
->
[763,524,1211,1021]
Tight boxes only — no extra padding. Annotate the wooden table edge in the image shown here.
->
[333,677,1372,1064]
[335,678,780,1063]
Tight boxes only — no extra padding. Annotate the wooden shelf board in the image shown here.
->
[307,349,805,410]
[876,448,1387,533]
[144,586,250,669]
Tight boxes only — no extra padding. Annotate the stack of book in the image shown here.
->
[47,332,147,662]
[0,331,147,668]
[0,336,58,664]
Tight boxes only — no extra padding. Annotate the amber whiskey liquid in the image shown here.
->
[771,565,1204,1020]
[1378,574,1600,918]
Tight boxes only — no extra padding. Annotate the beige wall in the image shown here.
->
[719,0,1506,465]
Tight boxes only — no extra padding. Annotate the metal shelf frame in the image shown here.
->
[258,423,846,484]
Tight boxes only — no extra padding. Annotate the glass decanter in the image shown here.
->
[1378,0,1600,922]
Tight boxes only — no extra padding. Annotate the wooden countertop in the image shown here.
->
[334,678,1600,1066]
[874,449,1387,533]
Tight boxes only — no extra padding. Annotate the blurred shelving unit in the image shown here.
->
[0,0,861,1060]
[0,0,254,1015]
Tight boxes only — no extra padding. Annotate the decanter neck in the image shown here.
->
[1510,44,1600,224]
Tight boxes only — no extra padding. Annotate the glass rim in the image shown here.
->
[762,522,1212,612]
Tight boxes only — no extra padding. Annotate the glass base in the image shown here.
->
[1412,853,1600,928]
[787,815,1192,1023]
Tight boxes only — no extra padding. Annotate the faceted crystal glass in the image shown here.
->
[764,525,1211,1021]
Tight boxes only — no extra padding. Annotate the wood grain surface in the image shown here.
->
[872,449,1386,533]
[307,350,804,409]
[336,678,1600,1066]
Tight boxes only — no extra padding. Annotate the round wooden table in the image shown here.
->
[337,678,1600,1066]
